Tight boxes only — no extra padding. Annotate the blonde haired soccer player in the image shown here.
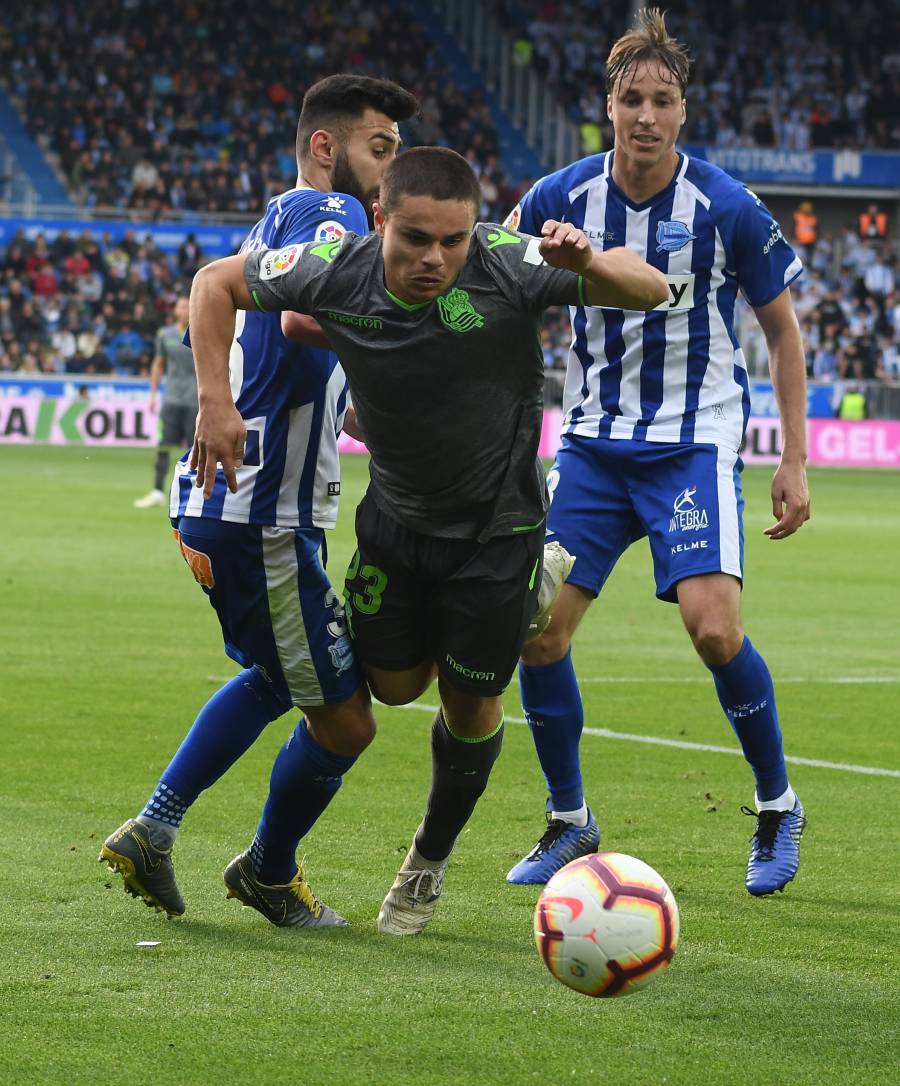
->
[506,9,809,896]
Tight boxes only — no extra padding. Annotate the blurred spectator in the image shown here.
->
[792,201,818,254]
[107,325,146,374]
[859,203,889,240]
[836,384,867,418]
[177,234,204,277]
[863,253,895,304]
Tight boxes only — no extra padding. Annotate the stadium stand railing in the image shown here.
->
[432,0,582,172]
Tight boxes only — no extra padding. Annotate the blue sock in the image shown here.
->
[252,719,357,884]
[140,666,287,825]
[519,651,585,811]
[708,637,789,801]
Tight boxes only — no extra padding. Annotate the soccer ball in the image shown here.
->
[533,852,679,998]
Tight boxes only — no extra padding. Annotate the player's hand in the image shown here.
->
[148,394,158,414]
[538,220,593,273]
[766,459,810,539]
[191,398,246,498]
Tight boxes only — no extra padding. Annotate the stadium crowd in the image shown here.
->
[1,219,897,385]
[0,0,521,222]
[504,0,900,150]
[0,227,195,377]
[0,1,897,385]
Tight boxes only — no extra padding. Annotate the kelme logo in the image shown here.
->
[437,288,484,333]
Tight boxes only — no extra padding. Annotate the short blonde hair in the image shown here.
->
[606,8,691,97]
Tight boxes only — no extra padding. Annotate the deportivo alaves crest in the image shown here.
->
[437,287,484,332]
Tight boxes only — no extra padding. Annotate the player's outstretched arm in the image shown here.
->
[281,312,332,348]
[189,253,254,498]
[538,220,668,310]
[754,287,811,540]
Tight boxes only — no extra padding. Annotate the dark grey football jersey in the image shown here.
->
[156,324,198,409]
[245,224,584,539]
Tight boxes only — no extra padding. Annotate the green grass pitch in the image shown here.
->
[2,446,898,1085]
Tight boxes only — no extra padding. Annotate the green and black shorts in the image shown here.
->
[344,492,543,697]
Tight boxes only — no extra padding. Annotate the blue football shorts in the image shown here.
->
[174,516,362,708]
[545,435,745,603]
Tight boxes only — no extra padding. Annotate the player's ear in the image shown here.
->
[308,128,335,169]
[607,95,614,121]
[680,97,687,126]
[373,202,387,237]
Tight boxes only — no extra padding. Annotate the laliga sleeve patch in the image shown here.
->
[314,220,347,243]
[503,204,522,230]
[260,243,303,280]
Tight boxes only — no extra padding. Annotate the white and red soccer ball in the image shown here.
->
[534,852,679,998]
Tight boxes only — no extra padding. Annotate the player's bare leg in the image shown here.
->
[378,679,504,935]
[510,584,601,884]
[677,573,805,895]
[363,660,437,707]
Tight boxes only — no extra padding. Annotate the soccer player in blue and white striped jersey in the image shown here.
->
[506,10,810,896]
[101,76,418,926]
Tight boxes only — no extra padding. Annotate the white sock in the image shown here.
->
[755,784,796,813]
[136,814,177,850]
[550,803,589,827]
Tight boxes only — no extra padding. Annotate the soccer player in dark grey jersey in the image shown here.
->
[188,147,667,934]
[134,295,198,508]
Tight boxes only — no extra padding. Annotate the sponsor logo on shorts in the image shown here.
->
[314,219,346,243]
[260,244,302,280]
[322,310,383,330]
[669,485,709,533]
[445,652,495,682]
[671,539,709,555]
[327,481,340,495]
[174,530,215,588]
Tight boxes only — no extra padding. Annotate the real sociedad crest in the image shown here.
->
[656,220,696,253]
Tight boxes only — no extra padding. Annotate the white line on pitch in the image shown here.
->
[391,702,900,780]
[578,676,899,685]
[209,674,899,687]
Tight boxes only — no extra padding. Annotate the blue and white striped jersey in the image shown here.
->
[170,187,368,527]
[508,151,802,450]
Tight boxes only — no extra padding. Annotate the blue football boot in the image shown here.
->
[743,798,806,896]
[506,809,601,885]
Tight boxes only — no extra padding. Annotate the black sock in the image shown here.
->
[414,708,504,862]
[154,449,170,491]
